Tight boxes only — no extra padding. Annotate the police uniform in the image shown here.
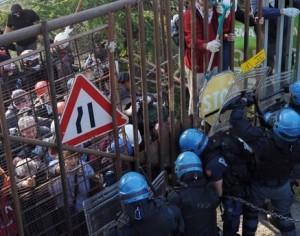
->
[108,198,183,236]
[108,172,184,236]
[230,102,300,236]
[167,177,220,236]
[202,131,254,236]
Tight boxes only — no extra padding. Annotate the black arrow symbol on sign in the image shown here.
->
[76,106,83,134]
[87,102,95,128]
[76,103,95,134]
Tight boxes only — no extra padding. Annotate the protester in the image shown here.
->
[0,167,17,236]
[183,0,233,115]
[4,4,40,55]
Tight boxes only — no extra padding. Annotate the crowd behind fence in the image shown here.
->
[0,0,300,235]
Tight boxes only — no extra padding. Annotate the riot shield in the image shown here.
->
[199,71,235,126]
[83,182,121,236]
[209,67,269,135]
[256,70,295,114]
[83,171,168,236]
[152,170,168,196]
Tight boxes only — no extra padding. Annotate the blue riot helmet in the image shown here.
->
[175,151,203,179]
[290,80,300,106]
[119,172,150,204]
[107,137,133,156]
[273,108,300,142]
[179,128,208,156]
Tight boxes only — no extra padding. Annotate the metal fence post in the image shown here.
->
[263,0,269,67]
[190,0,197,125]
[256,0,263,52]
[41,21,73,235]
[0,87,24,236]
[296,16,300,79]
[274,0,285,76]
[243,0,250,61]
[165,0,176,164]
[107,13,122,179]
[230,0,236,70]
[138,0,152,179]
[125,5,140,169]
[153,0,164,170]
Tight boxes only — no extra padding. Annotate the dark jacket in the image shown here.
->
[167,178,219,236]
[230,103,300,185]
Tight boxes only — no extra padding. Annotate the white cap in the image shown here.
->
[18,116,36,130]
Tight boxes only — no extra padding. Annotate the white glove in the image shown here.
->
[282,8,300,17]
[216,3,231,18]
[206,40,221,53]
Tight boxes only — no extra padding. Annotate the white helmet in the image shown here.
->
[119,124,142,147]
[21,50,40,70]
[21,49,39,62]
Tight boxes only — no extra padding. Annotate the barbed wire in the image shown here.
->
[224,195,300,223]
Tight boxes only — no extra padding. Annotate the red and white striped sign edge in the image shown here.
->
[60,74,128,146]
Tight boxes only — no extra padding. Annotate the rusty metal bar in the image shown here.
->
[263,0,269,67]
[274,0,285,76]
[0,25,108,68]
[191,0,197,124]
[0,0,138,46]
[138,1,152,179]
[296,14,300,78]
[125,5,140,169]
[165,0,176,164]
[203,0,209,72]
[74,39,82,69]
[41,21,72,235]
[0,89,24,235]
[178,0,186,127]
[243,0,250,61]
[153,0,164,170]
[256,0,263,52]
[286,0,295,71]
[5,134,133,161]
[230,0,235,70]
[160,1,167,69]
[107,13,122,178]
[218,2,224,72]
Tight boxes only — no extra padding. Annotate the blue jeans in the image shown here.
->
[222,198,243,236]
[243,181,295,236]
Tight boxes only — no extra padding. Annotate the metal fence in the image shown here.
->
[0,0,300,235]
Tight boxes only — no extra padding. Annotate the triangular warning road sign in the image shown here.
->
[60,74,128,146]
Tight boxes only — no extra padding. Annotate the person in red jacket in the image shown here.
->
[183,0,233,115]
[0,168,17,236]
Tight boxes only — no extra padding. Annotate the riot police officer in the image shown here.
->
[230,99,300,236]
[179,128,254,236]
[264,80,300,127]
[289,80,300,113]
[167,151,220,235]
[108,171,184,236]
